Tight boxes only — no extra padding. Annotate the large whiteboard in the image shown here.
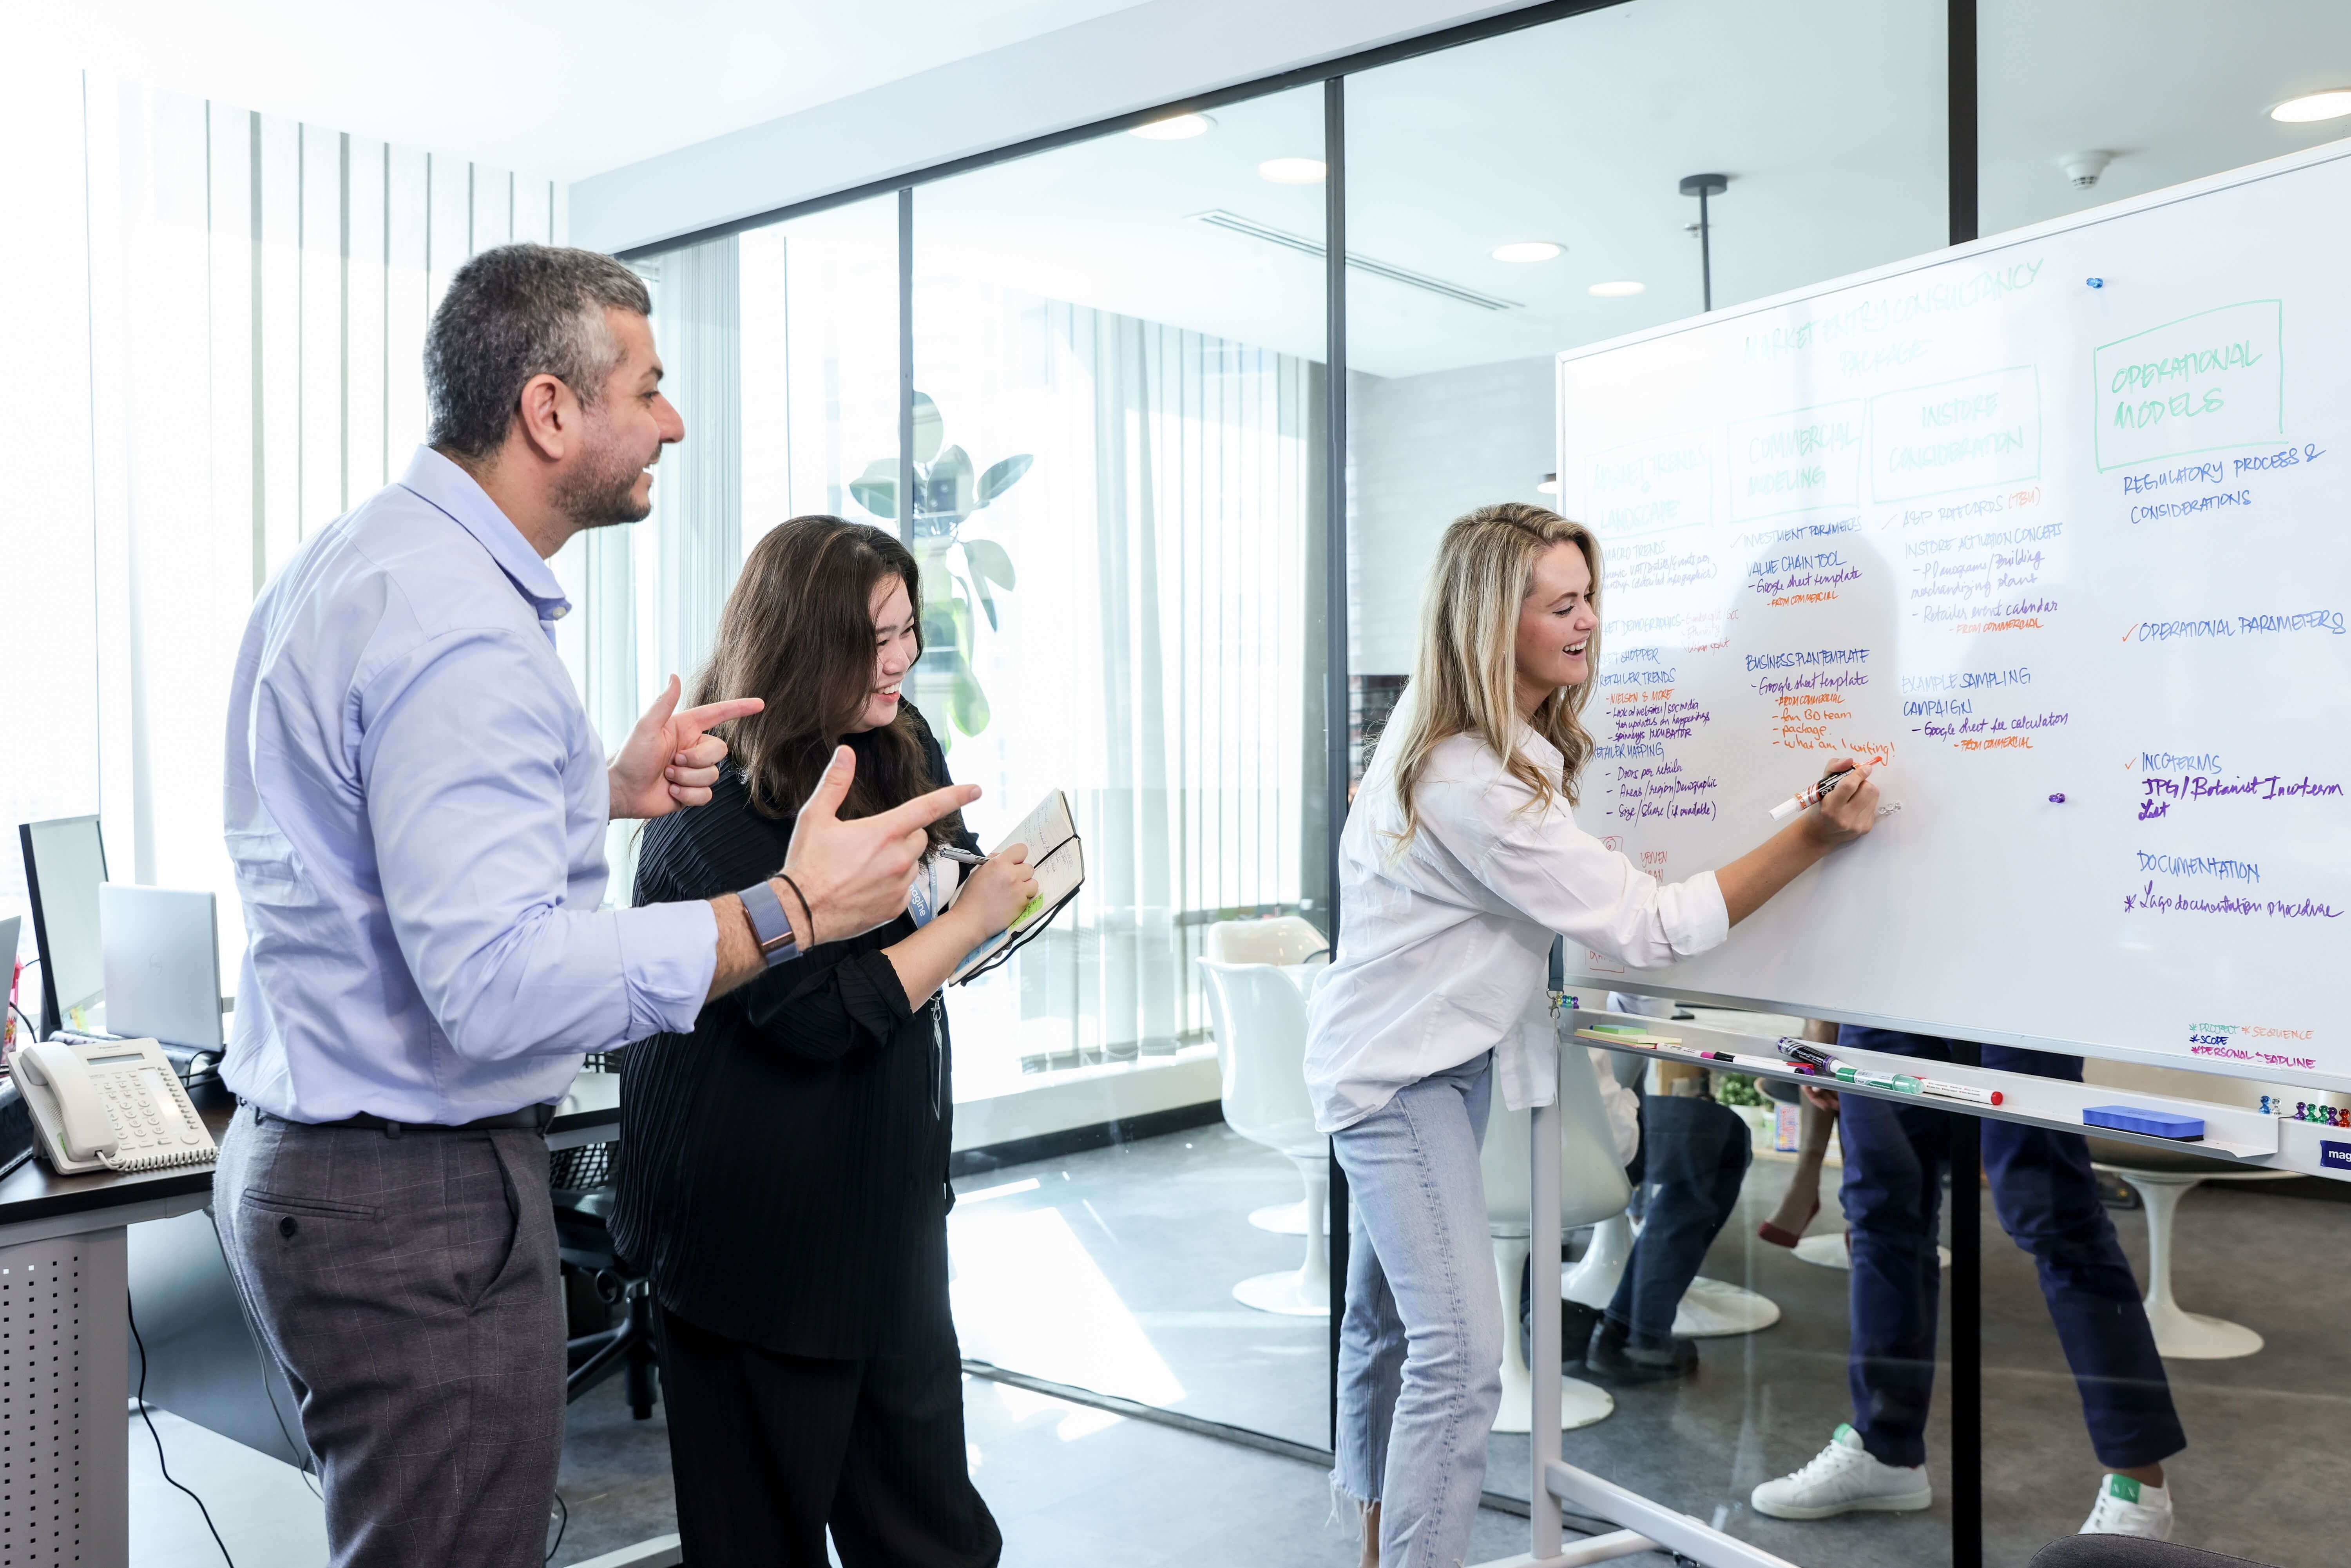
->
[1558,139,2351,1089]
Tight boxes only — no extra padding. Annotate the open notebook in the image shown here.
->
[947,789,1083,985]
[945,790,1081,987]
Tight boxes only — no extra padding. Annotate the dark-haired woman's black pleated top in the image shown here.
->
[610,714,979,1359]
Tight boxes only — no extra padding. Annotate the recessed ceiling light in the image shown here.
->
[1491,241,1563,264]
[1130,113,1213,141]
[1257,157,1326,185]
[1537,472,1561,496]
[1588,280,1646,297]
[2272,88,2351,123]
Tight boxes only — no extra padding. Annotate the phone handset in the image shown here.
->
[18,1042,122,1168]
[16,1037,216,1175]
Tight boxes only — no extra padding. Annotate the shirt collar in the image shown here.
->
[397,447,573,625]
[1515,720,1565,769]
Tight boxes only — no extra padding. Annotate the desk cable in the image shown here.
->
[128,1287,236,1567]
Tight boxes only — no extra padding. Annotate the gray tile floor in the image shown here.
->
[536,1118,2346,1568]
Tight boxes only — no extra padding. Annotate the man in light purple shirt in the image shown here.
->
[214,244,978,1568]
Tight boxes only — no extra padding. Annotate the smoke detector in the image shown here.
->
[2059,150,2114,189]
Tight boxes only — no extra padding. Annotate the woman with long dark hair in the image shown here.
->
[613,516,1035,1568]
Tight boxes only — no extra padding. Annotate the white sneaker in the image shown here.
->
[2081,1474,2174,1539]
[1751,1425,1933,1520]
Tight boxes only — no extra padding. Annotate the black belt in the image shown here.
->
[249,1103,554,1136]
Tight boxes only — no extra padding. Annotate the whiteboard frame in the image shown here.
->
[1557,132,2351,1096]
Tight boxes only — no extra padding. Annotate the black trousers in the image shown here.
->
[654,1305,1002,1568]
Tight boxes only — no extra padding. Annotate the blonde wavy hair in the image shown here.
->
[1386,502,1603,850]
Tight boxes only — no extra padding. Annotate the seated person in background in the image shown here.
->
[1752,1027,2186,1541]
[1578,987,1753,1385]
[612,517,1038,1568]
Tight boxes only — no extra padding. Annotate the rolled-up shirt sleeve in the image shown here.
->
[358,626,717,1061]
[1420,775,1730,969]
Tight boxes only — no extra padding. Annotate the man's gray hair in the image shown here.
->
[425,243,653,461]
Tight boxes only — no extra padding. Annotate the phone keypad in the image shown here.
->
[100,1070,196,1148]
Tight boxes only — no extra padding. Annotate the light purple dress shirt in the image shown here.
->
[221,447,719,1123]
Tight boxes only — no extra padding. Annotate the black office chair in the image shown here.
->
[2029,1540,2278,1568]
[550,1051,660,1420]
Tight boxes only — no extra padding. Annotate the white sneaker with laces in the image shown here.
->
[2080,1474,2173,1539]
[1750,1425,1933,1520]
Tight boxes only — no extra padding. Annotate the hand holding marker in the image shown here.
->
[1770,759,1900,823]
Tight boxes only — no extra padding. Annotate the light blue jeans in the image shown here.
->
[1332,1052,1502,1568]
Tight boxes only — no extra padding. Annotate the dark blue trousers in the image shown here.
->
[1836,1027,2185,1470]
[1606,1094,1751,1338]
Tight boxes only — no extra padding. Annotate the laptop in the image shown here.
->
[99,886,226,1076]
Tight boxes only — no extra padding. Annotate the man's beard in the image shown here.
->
[554,417,654,530]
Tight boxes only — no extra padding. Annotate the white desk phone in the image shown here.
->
[13,1037,218,1175]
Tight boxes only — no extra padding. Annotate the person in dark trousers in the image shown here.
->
[1752,1027,2186,1540]
[613,517,1038,1568]
[1585,1088,1751,1383]
[213,246,974,1568]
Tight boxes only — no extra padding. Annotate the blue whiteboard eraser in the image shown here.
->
[2083,1104,2204,1141]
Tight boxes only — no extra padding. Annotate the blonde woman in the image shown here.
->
[1306,502,1881,1568]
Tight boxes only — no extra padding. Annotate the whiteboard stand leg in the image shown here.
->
[1529,1101,1564,1558]
[2124,1173,2264,1360]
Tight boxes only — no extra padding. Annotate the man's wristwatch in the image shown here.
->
[737,880,802,968]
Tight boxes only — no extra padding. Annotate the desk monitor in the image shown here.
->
[101,885,225,1050]
[20,815,107,1039]
[1,914,20,1052]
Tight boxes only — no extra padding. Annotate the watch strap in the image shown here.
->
[737,879,801,966]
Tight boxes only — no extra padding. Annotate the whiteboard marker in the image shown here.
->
[1919,1077,2004,1108]
[1768,762,1881,822]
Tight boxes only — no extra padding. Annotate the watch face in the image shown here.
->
[906,859,941,930]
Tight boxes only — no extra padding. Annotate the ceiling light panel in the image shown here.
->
[2271,89,2351,123]
[1130,113,1213,141]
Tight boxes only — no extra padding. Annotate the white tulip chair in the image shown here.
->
[1198,918,1331,1315]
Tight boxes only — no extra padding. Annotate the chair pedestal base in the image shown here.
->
[1494,1236,1613,1434]
[2121,1172,2263,1361]
[1793,1230,1951,1271]
[1232,1156,1330,1317]
[1561,1213,1780,1337]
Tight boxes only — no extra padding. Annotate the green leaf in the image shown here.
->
[962,537,1016,590]
[945,593,975,657]
[848,457,897,521]
[970,570,999,630]
[976,453,1033,505]
[951,666,992,735]
[911,392,944,465]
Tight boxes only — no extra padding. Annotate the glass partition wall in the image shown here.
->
[1344,4,1949,1560]
[608,0,2351,1560]
[912,84,1336,1450]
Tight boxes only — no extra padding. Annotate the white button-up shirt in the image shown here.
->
[1306,716,1729,1133]
[221,448,719,1124]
